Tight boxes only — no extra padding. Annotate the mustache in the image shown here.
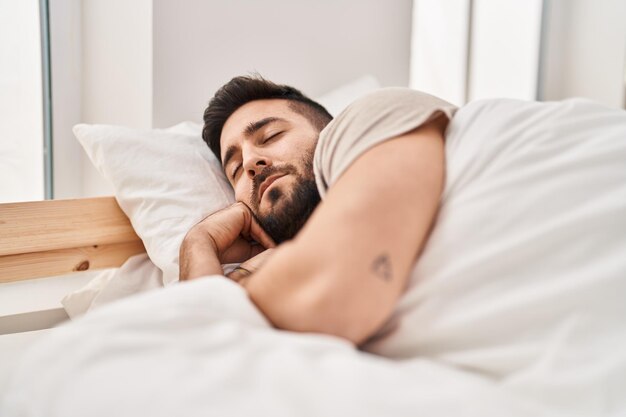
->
[250,165,297,207]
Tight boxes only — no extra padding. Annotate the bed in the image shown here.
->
[1,95,625,416]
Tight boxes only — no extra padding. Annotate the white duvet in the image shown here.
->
[2,98,626,416]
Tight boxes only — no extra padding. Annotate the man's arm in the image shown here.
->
[244,115,447,345]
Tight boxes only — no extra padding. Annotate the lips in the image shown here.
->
[258,174,285,202]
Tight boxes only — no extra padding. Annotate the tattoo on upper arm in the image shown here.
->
[371,253,392,282]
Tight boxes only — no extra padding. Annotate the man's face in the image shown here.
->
[220,99,321,243]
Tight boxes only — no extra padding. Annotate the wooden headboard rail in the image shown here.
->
[0,197,145,283]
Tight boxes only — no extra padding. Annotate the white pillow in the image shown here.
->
[316,75,381,116]
[61,254,162,318]
[73,122,235,285]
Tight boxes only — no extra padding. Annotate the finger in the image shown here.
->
[236,204,276,249]
[220,236,269,264]
[248,243,267,258]
[248,219,277,249]
[220,237,260,264]
[193,203,249,254]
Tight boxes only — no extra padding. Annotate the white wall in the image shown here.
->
[80,0,153,128]
[0,0,44,203]
[151,0,412,127]
[79,0,153,196]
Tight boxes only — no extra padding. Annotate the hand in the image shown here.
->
[191,202,276,263]
[179,202,276,280]
[227,248,275,287]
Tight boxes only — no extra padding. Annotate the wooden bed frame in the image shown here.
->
[0,197,145,284]
[0,197,145,335]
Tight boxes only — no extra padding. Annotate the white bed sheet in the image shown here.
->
[1,279,550,417]
[0,330,52,394]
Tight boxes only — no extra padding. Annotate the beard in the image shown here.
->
[249,153,321,244]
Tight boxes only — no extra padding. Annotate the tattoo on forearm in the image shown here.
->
[371,253,392,282]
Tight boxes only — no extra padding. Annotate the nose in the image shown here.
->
[243,153,270,179]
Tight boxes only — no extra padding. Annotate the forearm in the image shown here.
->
[243,241,381,345]
[179,236,223,280]
[244,243,333,336]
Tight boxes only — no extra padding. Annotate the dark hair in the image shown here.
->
[202,75,333,163]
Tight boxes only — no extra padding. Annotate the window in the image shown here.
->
[0,0,52,203]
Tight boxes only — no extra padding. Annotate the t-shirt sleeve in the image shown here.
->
[313,87,457,198]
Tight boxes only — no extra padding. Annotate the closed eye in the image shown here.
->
[264,131,284,144]
[231,164,242,181]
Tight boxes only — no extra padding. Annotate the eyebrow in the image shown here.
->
[222,117,286,169]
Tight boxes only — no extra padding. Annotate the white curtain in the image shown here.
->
[410,0,544,105]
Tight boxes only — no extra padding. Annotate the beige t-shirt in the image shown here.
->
[313,88,457,198]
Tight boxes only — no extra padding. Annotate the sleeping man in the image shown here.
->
[178,73,626,369]
[179,75,456,345]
